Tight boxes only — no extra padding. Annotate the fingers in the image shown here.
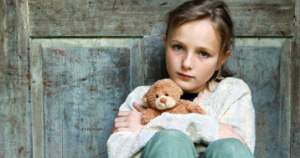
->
[114,117,127,123]
[238,136,250,150]
[133,102,145,112]
[113,116,129,133]
[218,123,248,147]
[113,106,144,133]
[113,128,129,133]
[118,111,129,117]
[114,115,128,128]
[226,125,250,150]
[114,121,128,128]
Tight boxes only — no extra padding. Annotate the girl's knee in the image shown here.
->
[204,138,254,158]
[211,138,243,151]
[152,129,192,144]
[155,129,187,138]
[141,129,197,158]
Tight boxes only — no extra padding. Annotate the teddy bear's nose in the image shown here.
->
[160,97,167,103]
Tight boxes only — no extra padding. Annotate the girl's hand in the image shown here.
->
[113,102,145,133]
[218,123,250,149]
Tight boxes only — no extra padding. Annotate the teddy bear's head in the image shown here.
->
[142,79,183,110]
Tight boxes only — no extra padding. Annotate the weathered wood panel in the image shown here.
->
[43,47,130,158]
[29,0,294,37]
[31,39,142,158]
[0,0,297,158]
[0,0,32,158]
[291,0,300,157]
[227,38,291,158]
[143,35,168,85]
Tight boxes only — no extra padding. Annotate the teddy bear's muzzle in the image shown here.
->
[155,97,176,110]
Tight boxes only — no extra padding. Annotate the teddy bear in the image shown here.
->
[141,78,206,125]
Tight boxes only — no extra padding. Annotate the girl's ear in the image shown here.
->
[163,33,167,46]
[216,49,231,70]
[142,93,149,106]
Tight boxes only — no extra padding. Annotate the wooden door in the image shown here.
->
[0,0,299,158]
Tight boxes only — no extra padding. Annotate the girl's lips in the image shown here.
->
[178,72,194,79]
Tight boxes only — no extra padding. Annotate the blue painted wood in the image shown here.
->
[31,39,142,158]
[143,35,168,85]
[43,47,130,158]
[1,0,298,158]
[0,0,32,158]
[227,38,291,158]
[291,0,300,157]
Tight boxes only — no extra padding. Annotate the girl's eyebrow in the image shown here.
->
[170,39,217,54]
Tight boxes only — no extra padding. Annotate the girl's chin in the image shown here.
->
[174,81,205,93]
[174,81,194,92]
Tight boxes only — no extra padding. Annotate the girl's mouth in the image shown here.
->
[178,72,193,79]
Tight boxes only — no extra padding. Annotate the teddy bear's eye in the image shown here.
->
[156,94,159,98]
[165,93,169,96]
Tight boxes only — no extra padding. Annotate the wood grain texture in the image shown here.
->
[143,35,168,85]
[28,0,294,37]
[291,0,300,157]
[30,39,45,158]
[0,0,31,158]
[227,38,291,158]
[31,39,142,158]
[0,0,297,158]
[278,38,292,158]
[229,2,293,37]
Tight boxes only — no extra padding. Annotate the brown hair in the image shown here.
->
[165,0,234,81]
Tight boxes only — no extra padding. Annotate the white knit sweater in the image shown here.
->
[107,77,256,158]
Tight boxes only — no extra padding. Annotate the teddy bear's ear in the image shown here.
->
[142,93,149,106]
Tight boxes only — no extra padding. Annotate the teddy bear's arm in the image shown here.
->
[142,108,162,125]
[184,100,206,115]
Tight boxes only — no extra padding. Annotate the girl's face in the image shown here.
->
[164,18,231,93]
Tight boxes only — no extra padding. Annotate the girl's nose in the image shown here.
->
[182,53,193,70]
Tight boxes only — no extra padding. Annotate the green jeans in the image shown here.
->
[141,129,254,158]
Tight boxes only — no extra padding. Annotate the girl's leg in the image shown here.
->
[203,138,254,158]
[141,129,197,158]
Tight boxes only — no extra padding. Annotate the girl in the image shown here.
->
[108,0,255,157]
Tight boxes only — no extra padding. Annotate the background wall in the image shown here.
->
[0,0,299,158]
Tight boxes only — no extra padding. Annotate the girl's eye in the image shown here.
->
[156,94,159,98]
[165,93,169,96]
[198,51,208,57]
[173,45,183,51]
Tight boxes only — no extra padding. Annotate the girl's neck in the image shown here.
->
[181,92,198,101]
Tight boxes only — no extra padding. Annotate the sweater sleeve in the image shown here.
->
[118,86,150,111]
[214,79,256,153]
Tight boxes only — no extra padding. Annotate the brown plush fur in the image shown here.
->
[141,79,206,125]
